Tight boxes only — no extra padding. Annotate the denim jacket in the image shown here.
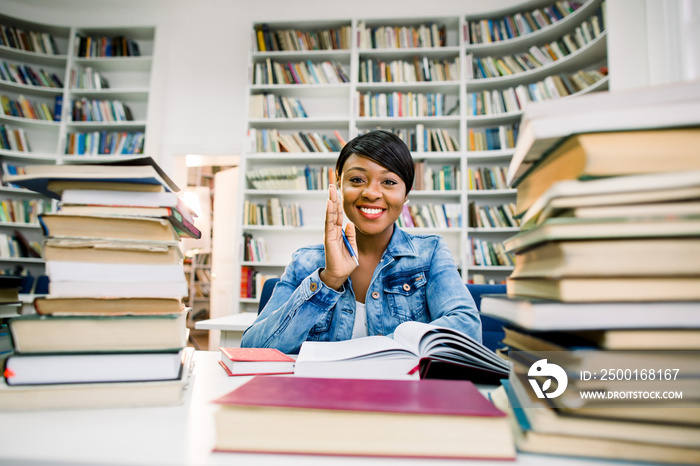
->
[241,227,482,354]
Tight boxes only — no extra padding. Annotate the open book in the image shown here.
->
[295,321,510,383]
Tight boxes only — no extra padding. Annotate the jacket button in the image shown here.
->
[371,291,379,299]
[403,283,410,291]
[309,282,318,292]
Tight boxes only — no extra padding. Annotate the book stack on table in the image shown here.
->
[0,157,200,410]
[481,80,700,464]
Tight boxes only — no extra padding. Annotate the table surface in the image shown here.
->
[0,351,632,466]
[195,313,258,331]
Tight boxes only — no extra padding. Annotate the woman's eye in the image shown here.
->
[383,179,398,186]
[349,177,364,184]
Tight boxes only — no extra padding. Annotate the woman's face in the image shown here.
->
[338,154,408,238]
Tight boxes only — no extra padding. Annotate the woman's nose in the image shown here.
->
[362,181,381,199]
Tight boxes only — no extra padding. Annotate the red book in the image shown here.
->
[213,376,515,459]
[218,347,294,376]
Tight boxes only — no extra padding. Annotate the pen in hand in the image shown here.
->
[341,229,359,267]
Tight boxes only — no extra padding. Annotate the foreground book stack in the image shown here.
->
[0,157,200,410]
[481,80,700,464]
[213,375,516,459]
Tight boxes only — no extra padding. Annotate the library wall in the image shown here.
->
[1,0,695,174]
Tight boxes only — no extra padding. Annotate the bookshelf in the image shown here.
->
[0,13,156,293]
[236,0,609,311]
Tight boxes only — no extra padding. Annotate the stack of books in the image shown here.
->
[0,157,200,410]
[481,80,700,464]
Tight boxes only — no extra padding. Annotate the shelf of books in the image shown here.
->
[0,13,156,293]
[238,0,609,310]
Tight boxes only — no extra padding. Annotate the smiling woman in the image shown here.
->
[241,130,481,354]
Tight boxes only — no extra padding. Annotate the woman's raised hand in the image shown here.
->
[319,184,358,290]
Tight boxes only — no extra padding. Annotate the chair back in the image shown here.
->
[467,284,507,351]
[258,277,281,314]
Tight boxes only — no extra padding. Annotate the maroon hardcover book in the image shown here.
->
[213,376,515,459]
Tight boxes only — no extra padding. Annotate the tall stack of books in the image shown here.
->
[481,80,700,464]
[0,157,200,410]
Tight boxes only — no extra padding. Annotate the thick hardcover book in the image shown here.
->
[9,309,188,353]
[295,321,509,383]
[480,294,700,331]
[519,169,700,227]
[513,128,700,215]
[4,349,185,386]
[510,238,700,278]
[42,238,183,264]
[0,347,194,411]
[506,276,700,302]
[213,376,515,459]
[218,347,295,376]
[33,296,185,316]
[503,216,700,254]
[39,213,181,243]
[1,156,180,199]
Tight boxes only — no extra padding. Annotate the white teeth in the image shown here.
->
[360,207,382,214]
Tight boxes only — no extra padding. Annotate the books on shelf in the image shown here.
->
[253,24,351,52]
[467,123,519,151]
[396,203,461,229]
[465,1,584,44]
[218,347,295,376]
[0,60,63,89]
[246,165,336,191]
[248,128,345,153]
[467,68,608,116]
[359,56,459,83]
[469,238,513,267]
[74,34,141,58]
[252,59,349,85]
[0,124,31,152]
[65,131,145,156]
[0,24,60,54]
[357,91,447,117]
[248,93,308,119]
[295,321,509,383]
[214,376,515,459]
[243,198,303,227]
[468,201,519,228]
[70,98,134,122]
[357,22,447,49]
[0,94,55,121]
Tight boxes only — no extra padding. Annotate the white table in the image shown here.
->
[0,351,631,466]
[195,312,257,347]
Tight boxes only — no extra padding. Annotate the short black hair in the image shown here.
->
[336,130,414,195]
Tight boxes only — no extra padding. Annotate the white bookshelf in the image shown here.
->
[0,13,156,283]
[237,0,609,310]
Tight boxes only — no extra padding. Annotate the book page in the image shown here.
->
[297,335,414,362]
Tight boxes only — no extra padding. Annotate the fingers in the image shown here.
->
[325,198,336,228]
[345,222,358,255]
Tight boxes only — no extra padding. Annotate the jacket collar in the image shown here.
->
[385,226,419,258]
